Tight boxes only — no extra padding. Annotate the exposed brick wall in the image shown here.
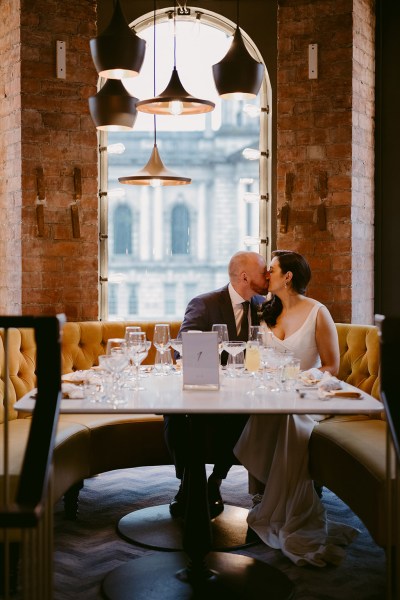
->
[1,0,98,319]
[277,0,375,324]
[0,0,22,313]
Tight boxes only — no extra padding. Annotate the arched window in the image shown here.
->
[114,204,132,255]
[171,204,190,255]
[100,14,271,321]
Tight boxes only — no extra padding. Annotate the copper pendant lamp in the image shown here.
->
[89,78,138,131]
[136,1,214,116]
[212,1,264,100]
[90,0,146,79]
[118,130,191,187]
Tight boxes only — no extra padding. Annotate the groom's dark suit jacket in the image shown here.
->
[179,284,265,345]
[164,284,265,480]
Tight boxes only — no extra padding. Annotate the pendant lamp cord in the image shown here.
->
[173,0,177,68]
[153,0,157,146]
[237,0,240,27]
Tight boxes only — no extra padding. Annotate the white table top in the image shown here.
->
[14,371,383,416]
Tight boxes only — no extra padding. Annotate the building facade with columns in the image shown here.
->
[107,100,262,321]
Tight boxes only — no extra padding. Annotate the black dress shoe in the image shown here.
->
[207,476,224,519]
[169,483,186,518]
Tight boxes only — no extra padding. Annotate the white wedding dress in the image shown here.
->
[234,302,358,567]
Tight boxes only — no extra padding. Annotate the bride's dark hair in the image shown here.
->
[262,250,312,327]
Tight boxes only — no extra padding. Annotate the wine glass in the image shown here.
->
[125,326,141,342]
[153,324,171,359]
[170,338,183,372]
[212,324,229,364]
[222,341,246,377]
[249,325,262,341]
[98,348,129,406]
[126,331,150,391]
[106,338,127,355]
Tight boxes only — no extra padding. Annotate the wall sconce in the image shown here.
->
[242,148,268,161]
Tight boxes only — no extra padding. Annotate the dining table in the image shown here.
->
[15,369,383,600]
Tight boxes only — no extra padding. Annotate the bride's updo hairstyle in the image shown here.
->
[262,250,312,327]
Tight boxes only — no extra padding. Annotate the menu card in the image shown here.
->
[182,331,219,390]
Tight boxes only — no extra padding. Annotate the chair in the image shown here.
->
[0,315,63,599]
[376,314,400,600]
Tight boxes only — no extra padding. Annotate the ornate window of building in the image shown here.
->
[99,10,271,321]
[171,204,190,256]
[108,284,118,315]
[113,204,132,255]
[164,283,176,316]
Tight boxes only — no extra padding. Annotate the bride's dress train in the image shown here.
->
[234,413,358,567]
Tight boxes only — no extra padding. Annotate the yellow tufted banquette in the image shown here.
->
[1,321,389,548]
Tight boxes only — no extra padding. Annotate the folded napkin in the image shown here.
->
[299,367,324,385]
[62,370,86,384]
[62,382,85,399]
[317,372,362,399]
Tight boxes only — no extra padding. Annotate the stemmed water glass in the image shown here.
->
[222,341,246,377]
[125,326,141,342]
[153,324,171,358]
[106,338,127,355]
[99,345,129,406]
[170,338,183,372]
[212,324,229,365]
[126,331,150,391]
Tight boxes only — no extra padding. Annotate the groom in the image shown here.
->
[164,251,269,519]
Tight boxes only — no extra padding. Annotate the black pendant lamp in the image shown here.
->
[89,79,138,131]
[212,1,264,100]
[136,1,214,115]
[118,3,191,187]
[90,0,146,79]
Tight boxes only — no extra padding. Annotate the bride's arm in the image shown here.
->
[315,305,340,376]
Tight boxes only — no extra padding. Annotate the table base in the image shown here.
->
[117,504,255,551]
[102,551,294,600]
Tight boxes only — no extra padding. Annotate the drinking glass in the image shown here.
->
[222,341,246,377]
[153,324,171,358]
[249,325,262,341]
[126,332,150,391]
[154,349,173,375]
[124,326,141,342]
[226,350,245,377]
[266,349,294,392]
[283,357,301,391]
[245,340,261,394]
[125,330,146,383]
[98,349,130,406]
[170,338,183,357]
[106,338,127,355]
[170,338,183,372]
[212,324,229,364]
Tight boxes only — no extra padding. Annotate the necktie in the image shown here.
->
[238,301,250,341]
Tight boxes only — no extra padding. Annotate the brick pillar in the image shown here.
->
[0,0,98,320]
[277,0,375,324]
[0,0,22,312]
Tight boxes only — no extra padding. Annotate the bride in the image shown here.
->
[234,250,358,567]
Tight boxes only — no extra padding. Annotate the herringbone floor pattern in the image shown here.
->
[53,465,386,599]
